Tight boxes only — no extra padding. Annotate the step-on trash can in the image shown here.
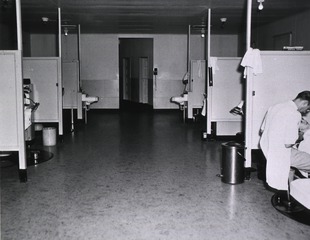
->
[42,127,57,146]
[221,141,245,184]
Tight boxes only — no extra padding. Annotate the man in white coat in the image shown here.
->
[260,91,310,191]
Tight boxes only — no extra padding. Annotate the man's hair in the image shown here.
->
[295,91,310,102]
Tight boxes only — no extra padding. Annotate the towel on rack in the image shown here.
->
[197,60,202,78]
[201,98,207,116]
[240,48,262,77]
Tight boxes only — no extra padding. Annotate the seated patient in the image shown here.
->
[291,118,310,175]
[299,127,310,154]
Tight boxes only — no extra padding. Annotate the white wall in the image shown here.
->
[80,34,119,108]
[211,35,239,57]
[26,32,240,109]
[153,34,188,109]
[30,34,57,57]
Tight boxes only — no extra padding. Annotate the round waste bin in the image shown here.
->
[42,127,57,146]
[221,141,245,184]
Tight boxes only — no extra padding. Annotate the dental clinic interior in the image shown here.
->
[1,0,310,239]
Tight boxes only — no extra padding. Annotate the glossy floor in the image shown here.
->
[1,110,310,240]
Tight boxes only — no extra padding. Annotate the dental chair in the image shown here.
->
[270,167,310,225]
[230,100,244,116]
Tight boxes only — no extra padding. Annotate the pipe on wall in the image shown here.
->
[187,25,191,73]
[206,8,212,135]
[58,8,62,58]
[15,0,22,50]
[246,0,252,51]
[78,24,82,90]
[245,0,253,168]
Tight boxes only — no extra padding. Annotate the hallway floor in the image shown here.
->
[1,110,310,240]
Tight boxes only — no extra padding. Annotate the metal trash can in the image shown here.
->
[42,127,57,146]
[221,141,245,184]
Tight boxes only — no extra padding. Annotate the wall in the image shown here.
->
[153,34,240,109]
[0,5,17,50]
[153,34,188,109]
[211,35,240,57]
[0,22,16,50]
[253,10,310,50]
[30,34,58,57]
[62,34,78,61]
[80,34,119,108]
[25,32,239,109]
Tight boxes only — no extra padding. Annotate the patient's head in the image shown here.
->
[303,111,310,123]
[299,118,310,133]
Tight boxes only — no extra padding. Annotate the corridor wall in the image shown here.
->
[24,33,239,109]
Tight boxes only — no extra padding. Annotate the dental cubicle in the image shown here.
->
[63,59,99,128]
[62,24,99,130]
[207,57,243,137]
[248,51,310,156]
[171,56,243,138]
[23,57,63,136]
[171,60,206,121]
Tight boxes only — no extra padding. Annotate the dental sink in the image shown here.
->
[82,93,99,105]
[171,93,188,106]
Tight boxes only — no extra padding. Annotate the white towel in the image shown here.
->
[241,48,263,77]
[197,60,202,78]
[201,98,206,116]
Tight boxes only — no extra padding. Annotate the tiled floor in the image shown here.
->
[1,110,310,240]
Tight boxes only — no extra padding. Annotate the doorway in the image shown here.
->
[119,38,154,110]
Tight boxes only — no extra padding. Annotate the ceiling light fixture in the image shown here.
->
[64,27,68,36]
[220,18,227,29]
[42,17,49,22]
[257,0,264,10]
[220,18,227,23]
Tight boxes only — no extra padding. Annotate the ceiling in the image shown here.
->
[2,0,310,34]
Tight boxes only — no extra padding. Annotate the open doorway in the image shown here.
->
[119,38,154,110]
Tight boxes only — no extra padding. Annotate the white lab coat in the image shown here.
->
[260,101,301,190]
